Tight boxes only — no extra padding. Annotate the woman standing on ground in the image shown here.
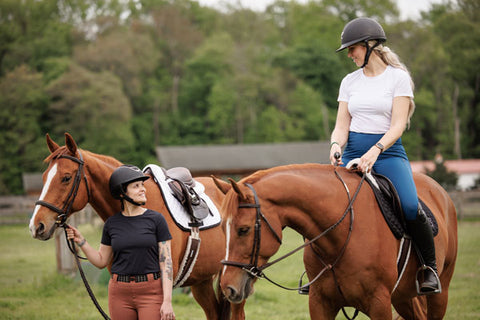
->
[67,165,176,319]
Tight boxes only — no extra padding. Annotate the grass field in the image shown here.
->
[0,220,478,319]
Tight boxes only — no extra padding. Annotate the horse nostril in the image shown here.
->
[226,286,237,298]
[37,222,45,235]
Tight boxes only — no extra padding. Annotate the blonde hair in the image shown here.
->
[369,41,416,128]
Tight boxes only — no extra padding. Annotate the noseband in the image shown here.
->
[35,151,90,227]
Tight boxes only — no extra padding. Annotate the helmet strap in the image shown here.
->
[361,40,381,68]
[120,190,145,207]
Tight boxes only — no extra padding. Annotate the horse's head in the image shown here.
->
[214,177,283,304]
[29,133,91,240]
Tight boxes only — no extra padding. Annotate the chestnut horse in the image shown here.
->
[29,133,246,320]
[214,163,457,319]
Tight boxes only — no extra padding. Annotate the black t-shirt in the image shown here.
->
[101,209,172,275]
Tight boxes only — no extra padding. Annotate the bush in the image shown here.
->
[425,160,458,191]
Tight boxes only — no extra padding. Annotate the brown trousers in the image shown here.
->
[108,274,164,320]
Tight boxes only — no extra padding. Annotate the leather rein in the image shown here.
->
[34,151,110,320]
[221,168,366,318]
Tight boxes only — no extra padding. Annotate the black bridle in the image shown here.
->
[221,171,366,305]
[221,183,283,278]
[34,150,110,319]
[35,151,90,227]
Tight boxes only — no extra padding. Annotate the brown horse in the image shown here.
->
[214,163,457,319]
[29,133,247,320]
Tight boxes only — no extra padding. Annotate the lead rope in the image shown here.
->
[63,226,111,320]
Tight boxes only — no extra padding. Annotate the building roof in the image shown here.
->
[22,173,43,195]
[411,159,480,174]
[155,141,331,176]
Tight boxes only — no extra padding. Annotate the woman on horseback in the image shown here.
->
[329,17,440,294]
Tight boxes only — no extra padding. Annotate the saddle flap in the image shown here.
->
[167,176,210,222]
[143,164,222,232]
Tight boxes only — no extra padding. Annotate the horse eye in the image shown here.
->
[237,227,250,237]
[61,176,72,183]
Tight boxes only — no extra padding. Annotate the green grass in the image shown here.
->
[0,221,478,319]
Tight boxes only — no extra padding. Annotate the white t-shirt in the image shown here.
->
[337,65,413,134]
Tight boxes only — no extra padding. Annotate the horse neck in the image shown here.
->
[83,151,121,220]
[256,166,352,244]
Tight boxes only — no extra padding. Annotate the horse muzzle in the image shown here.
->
[29,216,56,240]
[221,271,255,304]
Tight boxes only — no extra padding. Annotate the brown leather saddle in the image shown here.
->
[165,167,210,227]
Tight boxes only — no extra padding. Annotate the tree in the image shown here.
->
[432,6,480,157]
[151,4,204,113]
[45,62,135,161]
[425,159,458,191]
[0,0,72,75]
[0,65,48,194]
[73,26,159,102]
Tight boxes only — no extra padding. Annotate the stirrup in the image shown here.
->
[415,265,442,295]
[298,271,309,295]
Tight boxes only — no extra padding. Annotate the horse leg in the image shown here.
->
[307,285,339,320]
[216,287,245,320]
[363,288,395,320]
[190,278,220,320]
[425,290,449,320]
[229,301,246,320]
[424,258,455,320]
[393,296,427,320]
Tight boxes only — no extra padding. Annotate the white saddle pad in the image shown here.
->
[143,164,222,231]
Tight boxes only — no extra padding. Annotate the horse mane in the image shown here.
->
[44,146,122,168]
[241,163,322,184]
[221,163,323,220]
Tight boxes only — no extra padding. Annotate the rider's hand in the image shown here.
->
[358,146,381,173]
[330,143,343,166]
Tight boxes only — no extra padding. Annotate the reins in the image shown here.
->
[66,229,111,320]
[35,151,110,320]
[221,165,366,319]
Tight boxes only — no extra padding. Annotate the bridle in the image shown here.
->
[34,150,110,319]
[221,170,366,297]
[221,183,283,278]
[35,150,90,227]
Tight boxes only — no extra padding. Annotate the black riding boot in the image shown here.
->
[406,205,441,295]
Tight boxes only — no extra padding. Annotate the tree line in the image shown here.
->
[0,0,478,195]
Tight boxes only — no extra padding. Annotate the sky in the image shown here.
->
[197,0,450,20]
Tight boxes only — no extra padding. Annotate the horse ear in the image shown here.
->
[46,133,60,153]
[64,132,78,155]
[211,176,231,195]
[228,178,247,201]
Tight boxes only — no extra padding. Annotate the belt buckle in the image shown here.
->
[129,276,136,282]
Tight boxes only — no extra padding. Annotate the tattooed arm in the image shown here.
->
[159,240,175,320]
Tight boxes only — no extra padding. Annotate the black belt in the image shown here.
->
[114,272,161,283]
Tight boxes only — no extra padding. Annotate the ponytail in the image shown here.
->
[370,41,416,128]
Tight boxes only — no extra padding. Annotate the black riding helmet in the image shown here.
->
[336,17,386,68]
[109,165,149,206]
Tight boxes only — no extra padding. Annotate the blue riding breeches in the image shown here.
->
[341,132,419,221]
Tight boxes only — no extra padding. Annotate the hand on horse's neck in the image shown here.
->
[122,203,147,217]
